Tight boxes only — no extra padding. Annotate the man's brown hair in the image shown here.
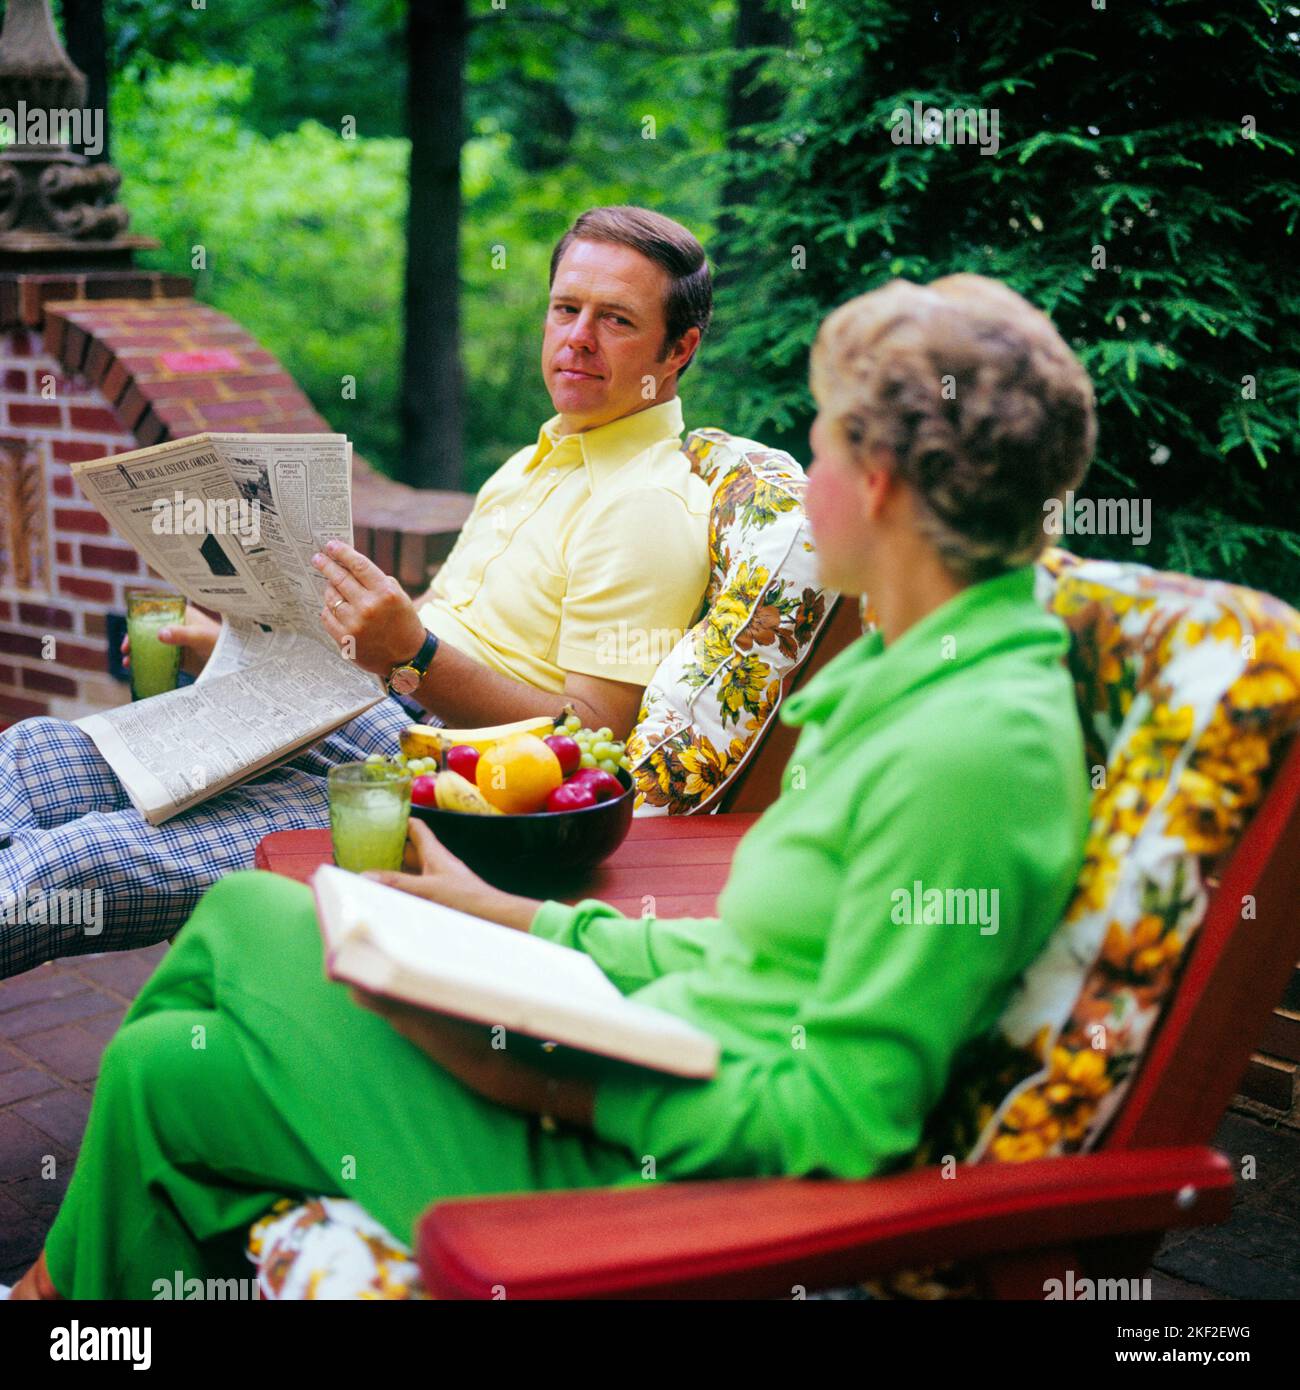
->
[549,206,713,376]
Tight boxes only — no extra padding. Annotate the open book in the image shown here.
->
[71,433,386,824]
[313,865,720,1079]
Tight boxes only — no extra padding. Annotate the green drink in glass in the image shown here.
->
[328,762,413,873]
[126,590,187,701]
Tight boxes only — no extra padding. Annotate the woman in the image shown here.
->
[10,274,1096,1300]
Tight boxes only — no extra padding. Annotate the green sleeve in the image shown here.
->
[529,898,721,995]
[590,746,1059,1180]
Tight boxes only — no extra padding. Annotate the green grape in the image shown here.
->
[579,751,598,769]
[564,715,581,733]
[592,741,614,760]
[365,753,384,765]
[595,727,613,741]
[598,758,619,775]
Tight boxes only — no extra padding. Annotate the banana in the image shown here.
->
[400,715,556,761]
[436,714,557,752]
[433,769,502,816]
[399,725,447,761]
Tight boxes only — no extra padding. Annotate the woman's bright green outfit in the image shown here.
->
[45,566,1088,1298]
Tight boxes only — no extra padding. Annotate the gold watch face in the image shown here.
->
[389,665,421,696]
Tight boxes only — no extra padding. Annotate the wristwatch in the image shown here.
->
[386,630,439,696]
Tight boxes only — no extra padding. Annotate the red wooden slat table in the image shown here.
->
[253,813,761,916]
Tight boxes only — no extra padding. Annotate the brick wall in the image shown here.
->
[41,297,333,443]
[1,326,151,722]
[0,273,473,729]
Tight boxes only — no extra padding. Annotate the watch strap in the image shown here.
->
[405,630,440,677]
[386,630,439,693]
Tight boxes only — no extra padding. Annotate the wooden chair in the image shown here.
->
[415,735,1300,1297]
[253,523,1300,1302]
[716,594,865,814]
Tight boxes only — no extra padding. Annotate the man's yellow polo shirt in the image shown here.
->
[418,397,710,693]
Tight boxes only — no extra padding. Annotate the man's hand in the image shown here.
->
[313,539,427,679]
[312,540,644,742]
[120,604,220,679]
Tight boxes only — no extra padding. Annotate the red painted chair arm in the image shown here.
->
[417,1146,1232,1299]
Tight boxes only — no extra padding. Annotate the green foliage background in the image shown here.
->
[102,0,728,492]
[694,0,1300,600]
[90,0,1299,598]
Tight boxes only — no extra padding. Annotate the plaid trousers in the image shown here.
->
[0,698,418,979]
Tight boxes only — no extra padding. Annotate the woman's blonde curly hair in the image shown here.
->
[810,274,1097,581]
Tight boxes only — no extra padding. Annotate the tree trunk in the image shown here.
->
[400,0,465,489]
[717,0,792,272]
[60,0,110,163]
[324,0,348,43]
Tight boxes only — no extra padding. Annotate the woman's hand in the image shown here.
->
[350,990,595,1128]
[363,819,541,932]
[121,604,221,679]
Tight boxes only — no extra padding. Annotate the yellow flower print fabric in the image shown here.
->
[921,548,1300,1169]
[626,429,833,816]
[248,1197,429,1300]
[864,549,1300,1300]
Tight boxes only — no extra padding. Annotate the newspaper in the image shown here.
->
[70,433,387,825]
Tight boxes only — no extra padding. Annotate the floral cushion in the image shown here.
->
[248,1197,427,1300]
[919,549,1300,1169]
[248,549,1300,1299]
[858,549,1300,1299]
[626,429,833,815]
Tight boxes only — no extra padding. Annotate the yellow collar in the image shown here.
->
[524,397,684,489]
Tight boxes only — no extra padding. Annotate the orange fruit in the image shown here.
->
[475,733,563,814]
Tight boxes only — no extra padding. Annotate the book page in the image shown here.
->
[319,865,619,999]
[315,868,720,1077]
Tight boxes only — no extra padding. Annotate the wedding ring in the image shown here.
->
[330,598,345,613]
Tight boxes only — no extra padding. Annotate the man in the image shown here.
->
[0,206,713,978]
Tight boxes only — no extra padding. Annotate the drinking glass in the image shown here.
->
[125,590,187,701]
[328,762,413,873]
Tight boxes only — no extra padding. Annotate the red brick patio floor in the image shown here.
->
[2,941,1299,1298]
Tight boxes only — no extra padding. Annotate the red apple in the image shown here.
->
[543,734,582,778]
[545,781,598,813]
[579,769,623,803]
[410,775,439,807]
[444,744,480,781]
